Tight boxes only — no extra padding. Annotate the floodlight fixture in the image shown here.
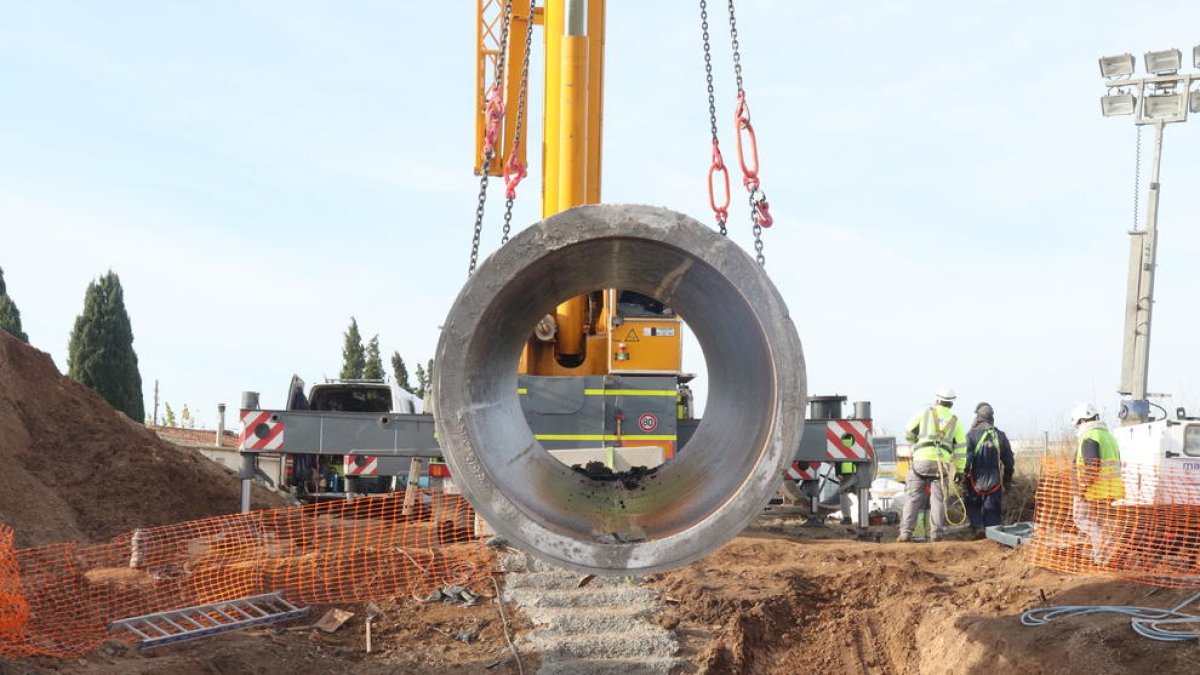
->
[1191,89,1200,114]
[1143,92,1185,119]
[1144,48,1182,75]
[1099,53,1135,79]
[1101,93,1137,116]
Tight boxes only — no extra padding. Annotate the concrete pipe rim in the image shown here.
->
[434,204,805,575]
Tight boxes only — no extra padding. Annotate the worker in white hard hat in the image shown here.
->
[897,388,967,543]
[1070,402,1125,566]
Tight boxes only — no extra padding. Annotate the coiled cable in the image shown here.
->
[1021,591,1200,642]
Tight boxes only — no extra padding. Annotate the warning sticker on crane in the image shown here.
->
[344,454,379,476]
[824,420,873,460]
[623,329,640,342]
[239,410,285,450]
[785,461,822,481]
[638,413,659,432]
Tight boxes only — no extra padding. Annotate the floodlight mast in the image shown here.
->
[1100,47,1199,423]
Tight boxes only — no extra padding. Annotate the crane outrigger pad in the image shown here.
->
[434,204,806,575]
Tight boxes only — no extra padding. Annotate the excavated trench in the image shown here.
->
[645,531,1200,674]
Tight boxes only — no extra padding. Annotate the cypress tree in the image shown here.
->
[390,351,411,391]
[414,363,427,399]
[340,317,365,379]
[68,271,144,420]
[0,266,29,343]
[363,335,384,380]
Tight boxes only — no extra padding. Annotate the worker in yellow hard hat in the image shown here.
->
[897,387,967,543]
[1070,402,1124,566]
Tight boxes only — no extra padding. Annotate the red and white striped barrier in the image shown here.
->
[825,420,873,460]
[239,410,285,450]
[344,454,379,476]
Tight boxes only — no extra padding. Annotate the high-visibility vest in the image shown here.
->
[1076,427,1125,502]
[911,406,965,465]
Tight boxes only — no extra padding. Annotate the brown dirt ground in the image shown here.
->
[0,332,280,549]
[648,521,1200,674]
[9,595,537,675]
[10,524,1200,674]
[3,332,1199,673]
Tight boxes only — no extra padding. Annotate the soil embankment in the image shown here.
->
[0,331,279,548]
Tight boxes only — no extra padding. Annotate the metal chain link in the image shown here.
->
[468,0,515,275]
[1132,125,1143,232]
[752,221,764,265]
[749,188,766,266]
[727,0,743,95]
[700,0,727,236]
[502,1,537,245]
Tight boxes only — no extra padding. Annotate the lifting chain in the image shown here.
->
[699,0,728,236]
[698,0,771,266]
[468,0,515,275]
[726,0,771,267]
[502,1,537,245]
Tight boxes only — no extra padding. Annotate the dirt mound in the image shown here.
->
[648,531,1200,674]
[0,331,279,548]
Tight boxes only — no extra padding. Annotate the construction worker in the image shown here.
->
[1071,402,1125,566]
[897,387,967,543]
[963,402,1014,539]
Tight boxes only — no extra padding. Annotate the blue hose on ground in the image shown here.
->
[1020,591,1200,642]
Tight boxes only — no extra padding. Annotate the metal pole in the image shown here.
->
[216,403,226,447]
[1131,120,1165,401]
[240,453,253,513]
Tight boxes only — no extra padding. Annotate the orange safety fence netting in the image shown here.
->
[0,489,491,659]
[1030,457,1200,588]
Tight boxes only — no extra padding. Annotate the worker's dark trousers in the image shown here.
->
[965,489,1003,529]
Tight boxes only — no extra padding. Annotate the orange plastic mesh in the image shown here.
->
[0,525,29,644]
[0,489,490,659]
[1030,457,1200,588]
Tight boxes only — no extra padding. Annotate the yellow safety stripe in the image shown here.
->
[584,389,677,396]
[535,434,677,441]
[517,388,676,396]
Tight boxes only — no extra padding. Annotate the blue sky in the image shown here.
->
[1,1,1199,438]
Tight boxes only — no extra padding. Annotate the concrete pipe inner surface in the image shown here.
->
[434,204,805,575]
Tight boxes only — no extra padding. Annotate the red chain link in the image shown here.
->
[481,84,505,157]
[504,150,527,200]
[733,93,758,190]
[707,140,731,223]
[751,196,772,228]
[733,92,772,228]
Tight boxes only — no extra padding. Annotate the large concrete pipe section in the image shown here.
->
[433,204,805,574]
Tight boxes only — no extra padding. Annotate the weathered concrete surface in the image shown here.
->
[435,204,806,574]
[501,552,687,675]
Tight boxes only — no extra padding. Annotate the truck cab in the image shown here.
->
[282,377,428,498]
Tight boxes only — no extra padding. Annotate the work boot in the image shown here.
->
[930,533,943,543]
[840,517,853,526]
[972,529,987,541]
[896,532,912,543]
